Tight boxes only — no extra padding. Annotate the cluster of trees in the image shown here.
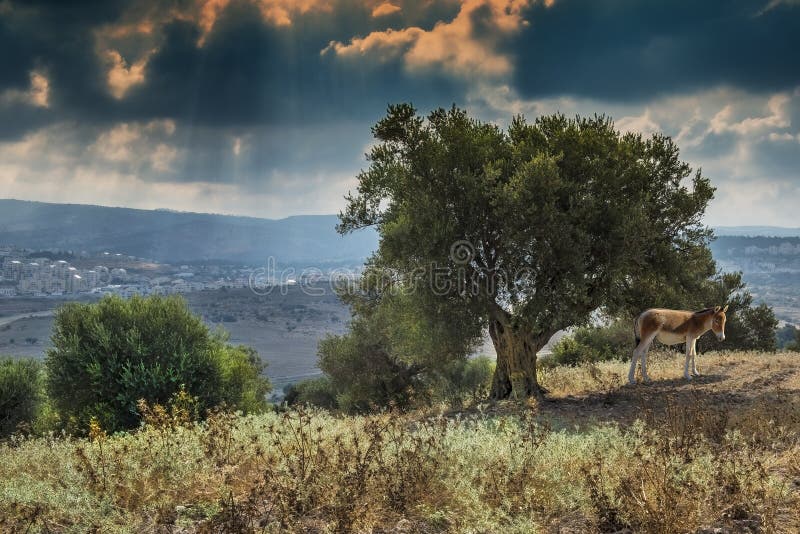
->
[1,295,270,437]
[289,104,791,409]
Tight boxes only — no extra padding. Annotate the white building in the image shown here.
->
[0,286,16,297]
[3,260,22,282]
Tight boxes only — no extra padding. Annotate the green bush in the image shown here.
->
[46,295,270,433]
[284,376,338,409]
[788,327,800,351]
[544,337,598,368]
[776,324,798,349]
[318,324,422,413]
[427,356,495,404]
[0,357,45,438]
[291,357,495,412]
[545,320,633,368]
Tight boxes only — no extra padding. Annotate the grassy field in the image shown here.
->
[2,350,799,533]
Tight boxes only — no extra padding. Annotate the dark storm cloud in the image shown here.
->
[0,0,129,137]
[1,0,799,224]
[0,105,52,141]
[2,0,799,138]
[0,0,465,138]
[124,2,463,127]
[512,0,800,101]
[0,13,31,91]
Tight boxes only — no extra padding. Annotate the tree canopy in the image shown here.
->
[339,104,716,399]
[315,274,486,412]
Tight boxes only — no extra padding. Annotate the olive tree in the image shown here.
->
[339,104,715,399]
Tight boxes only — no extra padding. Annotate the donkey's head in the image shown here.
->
[711,305,729,341]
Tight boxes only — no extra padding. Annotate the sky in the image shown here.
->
[0,0,799,226]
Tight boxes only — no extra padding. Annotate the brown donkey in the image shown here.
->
[628,305,728,384]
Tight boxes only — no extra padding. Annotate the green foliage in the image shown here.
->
[546,337,596,368]
[726,304,778,352]
[546,320,633,368]
[339,104,716,398]
[217,343,272,414]
[283,377,338,409]
[787,326,800,351]
[0,357,44,438]
[45,295,270,433]
[317,317,422,413]
[314,274,485,412]
[775,324,798,349]
[426,356,495,404]
[696,273,778,353]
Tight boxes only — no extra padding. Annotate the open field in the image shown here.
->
[2,350,799,533]
[0,315,53,358]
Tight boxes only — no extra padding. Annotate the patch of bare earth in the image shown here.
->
[534,351,800,429]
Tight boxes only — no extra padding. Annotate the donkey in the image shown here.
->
[628,305,728,384]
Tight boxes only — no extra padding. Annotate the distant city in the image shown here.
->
[0,244,343,299]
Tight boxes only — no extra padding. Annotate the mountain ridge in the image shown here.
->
[2,199,799,264]
[0,199,378,264]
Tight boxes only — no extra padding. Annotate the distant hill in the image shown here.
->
[715,226,800,237]
[0,199,378,264]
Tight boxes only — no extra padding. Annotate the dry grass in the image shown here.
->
[1,350,799,533]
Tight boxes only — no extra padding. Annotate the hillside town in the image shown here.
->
[0,245,256,298]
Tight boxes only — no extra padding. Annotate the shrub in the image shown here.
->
[789,329,800,351]
[0,357,44,438]
[776,323,798,349]
[316,272,485,413]
[45,295,270,433]
[545,320,633,368]
[426,356,495,404]
[284,376,338,409]
[318,325,422,413]
[289,357,495,411]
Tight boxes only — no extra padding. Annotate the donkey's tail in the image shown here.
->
[633,314,642,347]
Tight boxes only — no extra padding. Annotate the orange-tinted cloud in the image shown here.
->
[105,50,151,99]
[371,2,401,17]
[29,72,49,108]
[324,0,533,77]
[0,70,50,108]
[196,0,332,44]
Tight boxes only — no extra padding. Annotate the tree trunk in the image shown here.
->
[488,318,546,400]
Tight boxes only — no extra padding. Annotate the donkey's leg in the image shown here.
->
[628,343,641,385]
[684,337,695,381]
[640,339,653,383]
[691,339,701,376]
[633,333,657,384]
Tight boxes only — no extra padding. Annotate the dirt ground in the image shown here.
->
[481,350,800,432]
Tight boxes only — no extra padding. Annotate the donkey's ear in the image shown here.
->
[714,305,721,313]
[722,305,729,313]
